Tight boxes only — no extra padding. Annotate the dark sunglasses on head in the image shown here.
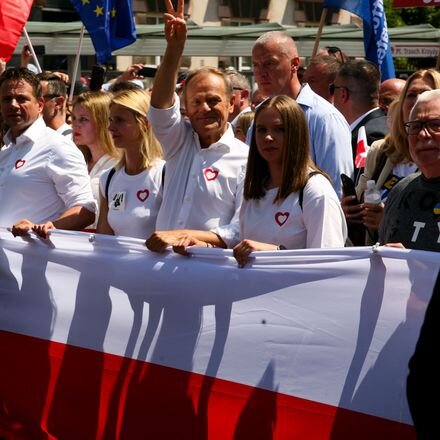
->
[43,94,61,100]
[325,46,346,63]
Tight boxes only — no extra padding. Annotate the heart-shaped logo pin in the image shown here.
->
[275,212,289,226]
[136,189,150,202]
[15,159,26,169]
[204,168,219,181]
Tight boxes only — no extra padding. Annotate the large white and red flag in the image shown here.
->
[0,0,33,62]
[0,227,438,439]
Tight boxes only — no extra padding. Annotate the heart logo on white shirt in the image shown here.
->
[204,168,219,181]
[15,159,26,169]
[136,189,150,202]
[275,212,289,226]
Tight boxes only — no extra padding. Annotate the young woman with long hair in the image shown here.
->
[97,88,164,238]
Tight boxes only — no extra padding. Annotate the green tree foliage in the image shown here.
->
[385,0,440,28]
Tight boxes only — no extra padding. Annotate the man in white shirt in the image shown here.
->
[0,67,96,238]
[146,0,248,251]
[226,70,252,129]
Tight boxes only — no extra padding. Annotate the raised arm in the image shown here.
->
[151,0,187,109]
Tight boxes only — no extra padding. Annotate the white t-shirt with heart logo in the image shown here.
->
[238,173,347,249]
[99,160,165,239]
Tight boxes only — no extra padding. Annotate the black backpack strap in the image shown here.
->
[299,171,321,210]
[61,128,73,136]
[105,167,116,200]
[161,164,166,191]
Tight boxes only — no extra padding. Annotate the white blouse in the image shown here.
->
[239,173,347,249]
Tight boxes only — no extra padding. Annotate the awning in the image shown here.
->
[17,22,440,59]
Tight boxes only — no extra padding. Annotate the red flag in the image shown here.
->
[393,0,437,7]
[0,0,33,62]
[355,126,369,169]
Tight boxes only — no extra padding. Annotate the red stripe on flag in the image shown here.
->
[0,0,33,62]
[393,0,436,7]
[0,330,416,439]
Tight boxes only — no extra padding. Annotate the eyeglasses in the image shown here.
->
[43,94,61,101]
[404,119,440,136]
[328,83,347,96]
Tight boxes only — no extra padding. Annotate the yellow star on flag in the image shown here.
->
[81,0,90,4]
[111,7,117,17]
[94,5,104,16]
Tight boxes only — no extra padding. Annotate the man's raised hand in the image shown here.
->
[164,0,187,46]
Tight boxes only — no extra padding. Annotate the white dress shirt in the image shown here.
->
[0,117,96,227]
[148,94,248,247]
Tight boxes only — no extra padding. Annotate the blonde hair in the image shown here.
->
[384,69,440,163]
[236,111,255,138]
[73,91,119,160]
[111,88,163,170]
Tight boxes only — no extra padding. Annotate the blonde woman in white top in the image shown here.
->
[97,88,164,239]
[72,91,120,228]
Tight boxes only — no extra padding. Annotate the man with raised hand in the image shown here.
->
[146,0,248,252]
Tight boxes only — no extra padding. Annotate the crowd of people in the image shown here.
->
[1,0,439,258]
[0,1,438,258]
[1,0,440,435]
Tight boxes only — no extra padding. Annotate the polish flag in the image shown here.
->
[355,126,369,169]
[0,0,33,62]
[2,229,438,438]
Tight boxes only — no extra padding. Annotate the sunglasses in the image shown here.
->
[328,83,347,96]
[325,46,346,63]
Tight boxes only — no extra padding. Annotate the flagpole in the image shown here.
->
[23,27,42,73]
[69,24,85,104]
[311,8,328,57]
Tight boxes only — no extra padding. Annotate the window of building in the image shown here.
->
[220,0,269,19]
[30,0,78,21]
[145,0,188,14]
[219,0,269,21]
[295,1,337,25]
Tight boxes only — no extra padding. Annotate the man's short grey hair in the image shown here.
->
[409,89,440,120]
[253,31,298,58]
[225,70,250,91]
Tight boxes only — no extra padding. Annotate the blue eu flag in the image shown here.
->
[323,0,396,81]
[71,0,136,64]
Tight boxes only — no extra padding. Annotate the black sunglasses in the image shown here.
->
[328,83,347,96]
[325,46,346,63]
[43,94,61,100]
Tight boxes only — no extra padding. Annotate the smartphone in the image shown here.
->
[137,67,157,78]
[341,173,358,202]
[25,45,45,55]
